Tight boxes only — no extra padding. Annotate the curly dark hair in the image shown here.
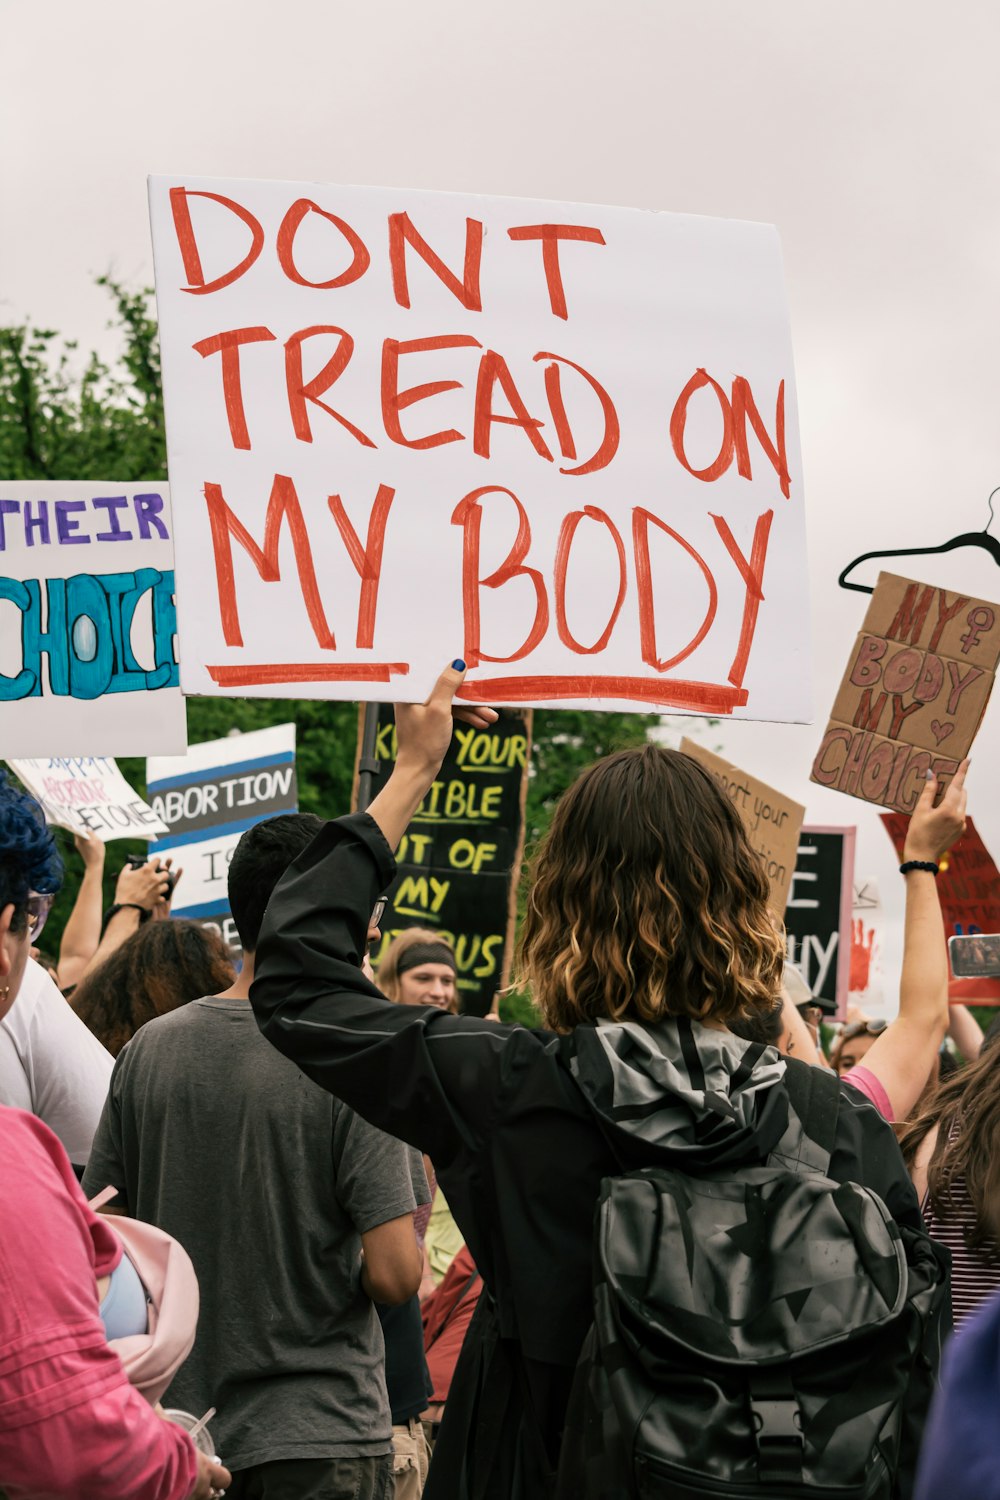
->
[72,919,235,1056]
[0,773,62,933]
[516,744,784,1031]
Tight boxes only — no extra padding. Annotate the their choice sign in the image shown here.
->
[7,757,169,840]
[364,706,531,1014]
[0,482,186,756]
[147,724,297,949]
[149,175,810,720]
[812,572,1000,813]
[784,827,856,1016]
[680,739,805,914]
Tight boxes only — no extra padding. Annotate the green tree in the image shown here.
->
[0,278,167,483]
[1,282,659,994]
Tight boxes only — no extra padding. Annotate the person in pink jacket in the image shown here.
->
[0,771,230,1500]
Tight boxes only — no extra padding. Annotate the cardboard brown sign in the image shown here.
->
[811,573,1000,813]
[681,739,805,914]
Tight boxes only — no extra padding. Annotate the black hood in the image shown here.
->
[562,1015,791,1171]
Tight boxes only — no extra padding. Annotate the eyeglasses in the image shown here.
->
[370,896,388,929]
[839,1018,888,1044]
[26,891,55,942]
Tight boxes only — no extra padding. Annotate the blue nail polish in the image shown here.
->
[452,659,466,671]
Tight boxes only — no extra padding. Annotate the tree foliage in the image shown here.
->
[1,283,658,1009]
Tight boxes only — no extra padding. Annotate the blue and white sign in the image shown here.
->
[0,482,186,756]
[147,723,297,950]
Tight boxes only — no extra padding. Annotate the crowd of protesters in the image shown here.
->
[2,665,1000,1499]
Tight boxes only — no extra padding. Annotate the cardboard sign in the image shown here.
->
[881,813,1000,1003]
[149,174,810,721]
[784,826,856,1017]
[680,739,805,913]
[0,482,186,756]
[7,757,169,840]
[147,724,297,952]
[812,572,1000,813]
[362,706,531,1014]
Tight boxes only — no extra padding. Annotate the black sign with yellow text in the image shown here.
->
[361,706,531,1015]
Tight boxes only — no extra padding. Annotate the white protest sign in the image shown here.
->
[7,757,169,840]
[0,482,186,756]
[149,175,810,721]
[147,723,297,951]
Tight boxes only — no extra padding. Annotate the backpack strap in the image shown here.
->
[773,1059,841,1177]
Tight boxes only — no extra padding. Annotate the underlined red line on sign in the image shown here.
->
[207,663,411,686]
[457,676,749,713]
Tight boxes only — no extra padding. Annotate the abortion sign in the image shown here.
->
[812,572,1000,813]
[785,827,856,1016]
[680,739,805,914]
[149,175,809,720]
[0,482,186,756]
[363,705,531,1014]
[147,723,297,951]
[7,757,169,840]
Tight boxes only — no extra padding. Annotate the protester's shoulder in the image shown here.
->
[826,1068,921,1226]
[107,999,219,1082]
[123,997,228,1048]
[0,1107,74,1203]
[333,1095,416,1168]
[0,1105,62,1161]
[834,1067,898,1132]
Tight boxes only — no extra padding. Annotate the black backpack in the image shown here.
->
[555,1063,950,1500]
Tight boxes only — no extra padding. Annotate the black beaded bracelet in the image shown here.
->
[899,860,940,877]
[103,902,149,927]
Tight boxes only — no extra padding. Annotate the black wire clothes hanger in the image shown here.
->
[838,485,1000,594]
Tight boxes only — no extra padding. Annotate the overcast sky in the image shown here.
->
[4,0,1000,1000]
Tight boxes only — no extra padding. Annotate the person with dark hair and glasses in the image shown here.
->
[0,772,228,1499]
[85,812,428,1500]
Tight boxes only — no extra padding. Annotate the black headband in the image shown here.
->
[396,942,457,977]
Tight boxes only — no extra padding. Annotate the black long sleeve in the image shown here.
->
[250,812,531,1166]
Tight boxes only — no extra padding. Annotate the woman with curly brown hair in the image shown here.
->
[72,919,235,1057]
[249,667,931,1500]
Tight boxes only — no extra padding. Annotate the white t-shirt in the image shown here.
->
[0,958,113,1166]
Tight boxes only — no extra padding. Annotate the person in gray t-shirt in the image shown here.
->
[84,814,425,1500]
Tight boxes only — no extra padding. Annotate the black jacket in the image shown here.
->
[251,813,927,1500]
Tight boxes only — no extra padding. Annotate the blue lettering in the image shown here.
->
[0,500,19,551]
[151,570,179,689]
[0,578,35,698]
[0,568,180,701]
[22,579,69,696]
[65,575,114,698]
[135,493,170,541]
[55,500,90,545]
[92,495,133,543]
[24,501,51,547]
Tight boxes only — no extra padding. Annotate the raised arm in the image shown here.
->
[250,667,521,1163]
[79,858,175,979]
[56,831,106,990]
[947,1003,984,1063]
[849,763,968,1121]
